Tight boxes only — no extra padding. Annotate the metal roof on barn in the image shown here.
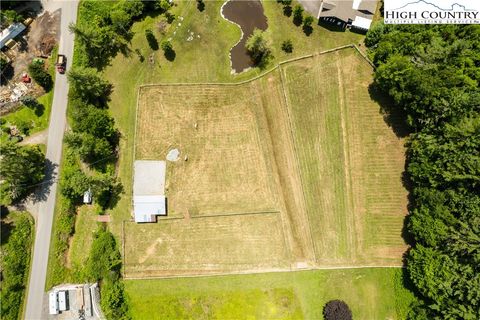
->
[133,160,167,223]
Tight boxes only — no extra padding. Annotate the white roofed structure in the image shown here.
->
[351,16,372,31]
[316,0,377,31]
[49,292,59,315]
[0,23,26,48]
[133,160,167,223]
[58,291,67,311]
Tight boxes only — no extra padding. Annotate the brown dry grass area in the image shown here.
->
[129,48,408,277]
[136,85,277,218]
[124,212,290,277]
[281,49,408,265]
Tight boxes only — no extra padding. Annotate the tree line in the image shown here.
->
[366,23,479,319]
[0,214,33,320]
[52,0,176,318]
[69,0,172,69]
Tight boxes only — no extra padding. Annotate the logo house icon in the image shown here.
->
[384,0,480,24]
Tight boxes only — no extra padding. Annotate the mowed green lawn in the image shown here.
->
[125,268,415,320]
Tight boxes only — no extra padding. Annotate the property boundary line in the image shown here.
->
[136,44,355,88]
[123,264,405,280]
[351,44,376,68]
[190,210,280,219]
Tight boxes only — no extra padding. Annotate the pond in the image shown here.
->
[221,0,268,73]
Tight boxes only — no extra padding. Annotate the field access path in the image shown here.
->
[25,1,78,319]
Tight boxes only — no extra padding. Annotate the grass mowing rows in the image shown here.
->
[104,0,364,244]
[281,49,408,265]
[55,0,415,317]
[125,267,415,320]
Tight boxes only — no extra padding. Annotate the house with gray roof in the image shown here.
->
[300,0,378,32]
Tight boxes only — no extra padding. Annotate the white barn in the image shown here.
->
[133,160,167,223]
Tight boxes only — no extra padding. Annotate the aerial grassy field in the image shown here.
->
[103,0,363,242]
[48,0,363,285]
[124,268,415,320]
[52,0,416,317]
[126,48,407,276]
[136,84,278,217]
[67,205,101,272]
[281,49,408,265]
[124,212,290,277]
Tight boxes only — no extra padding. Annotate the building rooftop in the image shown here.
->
[133,160,167,223]
[318,0,377,28]
[0,23,26,48]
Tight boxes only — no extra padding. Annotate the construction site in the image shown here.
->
[1,8,59,114]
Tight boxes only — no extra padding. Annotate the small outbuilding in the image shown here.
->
[133,160,167,223]
[83,189,92,204]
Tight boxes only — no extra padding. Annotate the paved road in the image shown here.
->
[24,1,78,319]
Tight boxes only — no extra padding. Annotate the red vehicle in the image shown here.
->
[56,54,66,74]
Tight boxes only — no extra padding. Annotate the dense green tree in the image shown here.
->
[160,39,175,61]
[364,21,387,48]
[85,228,121,280]
[366,24,480,319]
[406,116,480,189]
[293,5,303,26]
[101,278,130,320]
[0,143,45,205]
[368,25,480,130]
[281,39,293,53]
[59,153,92,202]
[120,0,144,19]
[323,300,352,320]
[28,62,53,91]
[64,132,115,166]
[67,67,112,105]
[0,9,22,28]
[155,0,172,13]
[245,29,272,67]
[68,22,128,69]
[196,0,205,12]
[302,15,314,35]
[145,29,159,50]
[71,105,118,145]
[92,174,123,210]
[1,57,9,71]
[85,227,130,319]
